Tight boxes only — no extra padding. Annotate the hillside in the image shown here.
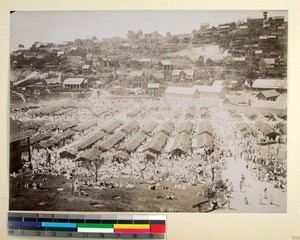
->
[165,44,230,61]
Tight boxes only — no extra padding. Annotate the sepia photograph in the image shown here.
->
[9,10,287,213]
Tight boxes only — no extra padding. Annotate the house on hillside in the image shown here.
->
[99,57,120,68]
[93,81,103,89]
[57,51,65,58]
[140,58,152,69]
[82,65,91,74]
[127,30,143,40]
[86,54,93,61]
[148,72,164,82]
[158,60,172,70]
[259,58,276,77]
[247,17,264,31]
[233,57,246,66]
[122,43,131,51]
[130,70,146,88]
[63,78,88,89]
[129,57,140,69]
[172,70,195,83]
[74,38,82,45]
[147,83,160,97]
[256,89,280,101]
[44,77,61,89]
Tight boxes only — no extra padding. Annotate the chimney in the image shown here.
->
[263,11,268,20]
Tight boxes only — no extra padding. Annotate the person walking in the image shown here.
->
[241,174,245,185]
[240,180,243,192]
[263,188,268,200]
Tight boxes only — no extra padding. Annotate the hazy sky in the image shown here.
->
[10,10,287,51]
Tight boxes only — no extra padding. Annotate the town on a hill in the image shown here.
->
[9,11,287,213]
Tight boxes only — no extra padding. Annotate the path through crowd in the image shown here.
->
[215,156,286,213]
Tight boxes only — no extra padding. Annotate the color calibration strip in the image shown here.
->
[8,213,166,239]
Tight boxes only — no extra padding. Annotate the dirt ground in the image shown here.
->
[9,174,209,212]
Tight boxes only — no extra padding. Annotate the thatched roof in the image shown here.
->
[59,149,77,159]
[279,124,287,134]
[145,131,168,154]
[77,148,103,162]
[10,118,31,142]
[127,108,143,117]
[30,130,52,145]
[255,121,277,138]
[77,130,106,150]
[178,121,193,134]
[93,108,109,117]
[196,133,213,150]
[102,120,123,134]
[236,123,255,136]
[144,150,157,160]
[185,107,195,118]
[121,121,140,134]
[38,130,74,149]
[41,106,61,115]
[74,120,97,132]
[20,121,43,131]
[171,132,191,154]
[140,121,157,134]
[113,150,130,161]
[158,121,175,136]
[60,120,80,131]
[96,132,126,151]
[198,121,213,135]
[54,108,77,116]
[124,132,147,152]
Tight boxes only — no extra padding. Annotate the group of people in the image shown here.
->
[11,93,287,213]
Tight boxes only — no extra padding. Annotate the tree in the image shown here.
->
[80,149,104,183]
[89,156,104,183]
[242,64,258,88]
[196,56,204,67]
[202,182,216,199]
[205,58,213,66]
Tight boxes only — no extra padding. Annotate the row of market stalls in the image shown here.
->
[16,102,217,166]
[236,120,286,141]
[232,110,287,161]
[144,121,175,160]
[75,118,216,163]
[253,143,287,160]
[62,118,217,163]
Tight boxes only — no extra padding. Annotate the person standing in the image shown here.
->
[226,194,231,209]
[269,193,274,205]
[244,197,249,205]
[230,182,233,193]
[259,193,263,204]
[240,180,243,192]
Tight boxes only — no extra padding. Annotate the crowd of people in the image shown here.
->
[10,94,287,212]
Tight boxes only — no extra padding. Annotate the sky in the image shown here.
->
[10,10,288,51]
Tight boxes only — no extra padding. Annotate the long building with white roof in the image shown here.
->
[252,79,287,92]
